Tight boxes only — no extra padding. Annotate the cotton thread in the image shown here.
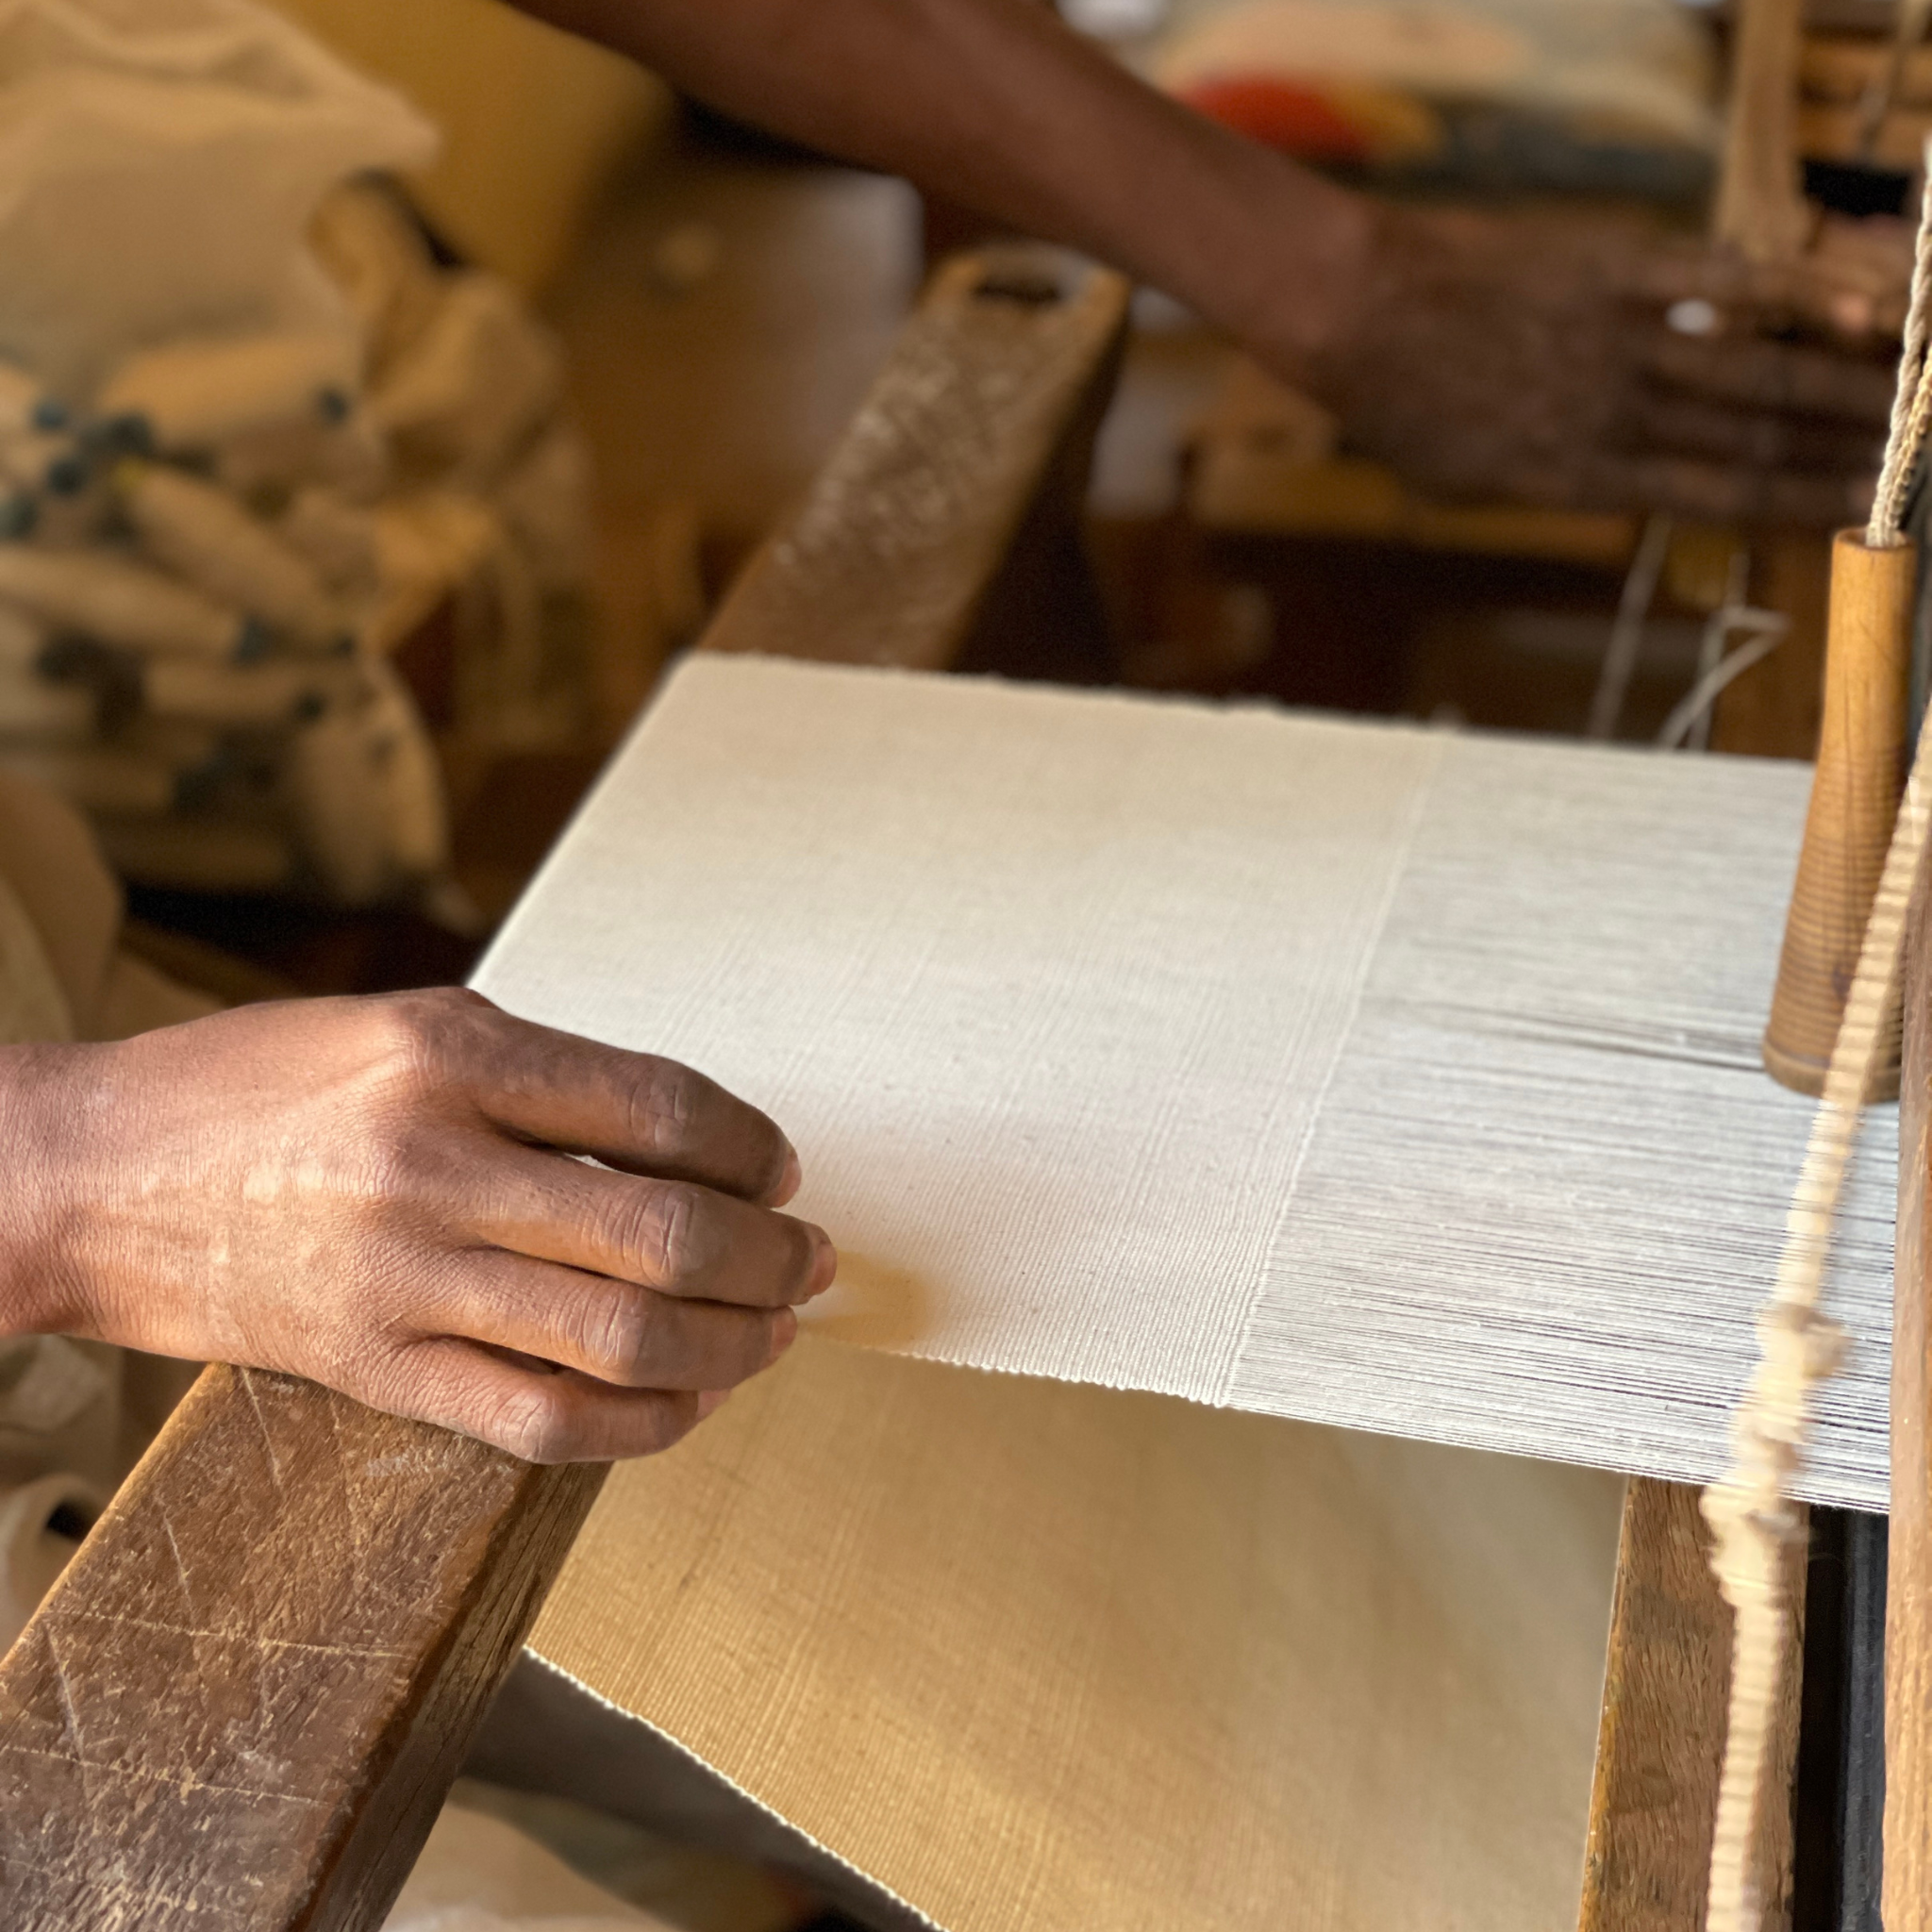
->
[1704,148,1932,1932]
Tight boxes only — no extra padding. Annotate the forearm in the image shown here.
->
[0,1045,94,1340]
[512,0,1374,372]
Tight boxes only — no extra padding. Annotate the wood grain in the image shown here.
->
[1577,1477,1805,1932]
[1887,853,1932,1931]
[704,245,1128,674]
[1763,533,1914,1097]
[1716,0,1809,262]
[0,1366,604,1931]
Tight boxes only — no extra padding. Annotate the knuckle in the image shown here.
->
[478,1379,575,1464]
[355,992,457,1095]
[573,1289,652,1383]
[364,988,492,1080]
[608,1181,708,1287]
[625,1056,704,1148]
[632,1393,695,1457]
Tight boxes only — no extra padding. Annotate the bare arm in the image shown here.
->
[0,991,828,1462]
[516,0,1906,523]
[519,0,1373,376]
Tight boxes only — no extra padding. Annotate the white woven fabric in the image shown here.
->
[476,654,1892,1507]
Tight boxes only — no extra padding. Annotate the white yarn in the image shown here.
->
[1702,724,1931,1931]
[1704,145,1932,1932]
[476,655,1900,1509]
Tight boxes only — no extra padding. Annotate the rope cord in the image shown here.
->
[1869,146,1932,550]
[1707,153,1932,1932]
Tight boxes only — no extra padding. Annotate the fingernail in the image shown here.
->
[774,1145,802,1206]
[697,1389,732,1419]
[767,1306,798,1363]
[805,1224,839,1298]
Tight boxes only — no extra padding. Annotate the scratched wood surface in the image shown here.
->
[1576,1477,1805,1932]
[704,244,1128,674]
[0,1365,604,1931]
[1886,854,1932,1930]
[0,245,1130,1932]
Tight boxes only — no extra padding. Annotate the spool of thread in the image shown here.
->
[119,463,346,651]
[0,431,88,499]
[0,548,250,660]
[1762,530,1915,1098]
[0,666,95,746]
[142,657,332,728]
[95,330,358,455]
[0,363,68,441]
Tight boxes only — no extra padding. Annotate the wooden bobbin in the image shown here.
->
[1761,530,1915,1099]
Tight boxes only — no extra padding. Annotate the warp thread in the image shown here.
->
[1703,143,1932,1932]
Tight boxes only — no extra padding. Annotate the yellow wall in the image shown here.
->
[276,0,673,291]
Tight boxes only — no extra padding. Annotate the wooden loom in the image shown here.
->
[0,92,1924,1932]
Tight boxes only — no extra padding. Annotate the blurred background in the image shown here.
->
[8,0,1912,1013]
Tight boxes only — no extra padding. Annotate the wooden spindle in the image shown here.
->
[1762,532,1914,1099]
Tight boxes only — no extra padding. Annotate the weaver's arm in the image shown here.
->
[521,0,1901,524]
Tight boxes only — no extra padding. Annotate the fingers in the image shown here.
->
[1642,334,1895,425]
[388,1336,727,1463]
[475,1140,836,1307]
[1578,453,1872,528]
[427,1248,799,1391]
[1620,239,1905,344]
[1624,390,1886,475]
[430,993,797,1205]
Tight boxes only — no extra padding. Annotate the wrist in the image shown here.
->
[0,1042,105,1339]
[1201,147,1382,381]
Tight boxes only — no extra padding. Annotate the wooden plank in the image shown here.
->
[1717,0,1810,263]
[1887,853,1932,1930]
[0,242,1133,1932]
[1802,35,1932,108]
[704,245,1129,673]
[0,1366,604,1932]
[1189,442,1639,568]
[1577,1478,1805,1932]
[1799,101,1932,169]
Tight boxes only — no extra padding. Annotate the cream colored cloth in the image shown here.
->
[475,653,1892,1508]
[530,1341,1624,1932]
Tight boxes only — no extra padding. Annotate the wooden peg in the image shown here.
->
[1762,531,1914,1099]
[1714,0,1810,264]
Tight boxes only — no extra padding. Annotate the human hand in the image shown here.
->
[1277,202,1908,525]
[0,988,831,1462]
